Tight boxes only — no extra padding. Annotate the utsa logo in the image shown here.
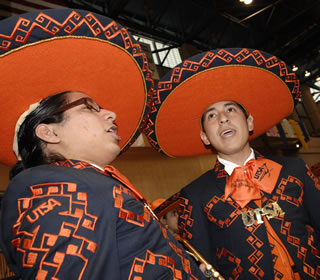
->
[241,201,285,227]
[254,163,273,182]
[26,198,62,223]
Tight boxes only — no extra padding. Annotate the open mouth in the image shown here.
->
[220,129,235,137]
[106,125,121,141]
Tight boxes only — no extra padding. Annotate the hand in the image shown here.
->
[199,263,206,273]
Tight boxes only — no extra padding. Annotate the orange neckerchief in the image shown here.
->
[225,158,282,208]
[254,201,300,280]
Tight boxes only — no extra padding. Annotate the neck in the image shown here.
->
[218,146,253,166]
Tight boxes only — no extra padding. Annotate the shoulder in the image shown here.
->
[264,155,306,168]
[6,164,116,202]
[12,164,107,183]
[189,169,216,185]
[263,155,310,181]
[181,168,219,194]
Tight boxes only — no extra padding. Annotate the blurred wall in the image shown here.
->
[1,139,319,201]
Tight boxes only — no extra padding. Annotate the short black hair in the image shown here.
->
[10,91,72,179]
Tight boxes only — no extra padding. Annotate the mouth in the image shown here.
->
[220,129,235,138]
[106,125,122,142]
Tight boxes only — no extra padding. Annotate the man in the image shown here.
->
[145,48,320,279]
[0,9,206,279]
[151,198,180,235]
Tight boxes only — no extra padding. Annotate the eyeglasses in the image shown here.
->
[49,97,101,117]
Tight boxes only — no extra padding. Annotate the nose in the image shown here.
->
[101,109,117,122]
[218,112,229,124]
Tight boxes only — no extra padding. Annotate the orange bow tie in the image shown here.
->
[224,158,282,208]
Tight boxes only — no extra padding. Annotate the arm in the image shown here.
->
[177,187,214,265]
[0,167,121,280]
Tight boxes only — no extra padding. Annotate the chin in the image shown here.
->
[111,145,121,157]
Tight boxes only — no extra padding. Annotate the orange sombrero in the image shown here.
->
[151,198,183,219]
[144,48,301,157]
[0,8,153,166]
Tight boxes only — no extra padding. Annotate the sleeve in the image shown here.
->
[108,184,207,280]
[176,186,215,266]
[0,169,121,280]
[301,159,320,234]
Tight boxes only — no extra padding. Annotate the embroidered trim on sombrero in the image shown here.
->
[144,48,301,157]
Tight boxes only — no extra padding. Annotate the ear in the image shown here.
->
[35,124,61,144]
[247,114,254,133]
[160,216,167,225]
[200,130,211,146]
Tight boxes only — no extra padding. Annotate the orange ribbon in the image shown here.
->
[104,165,159,220]
[224,158,282,208]
[104,165,145,201]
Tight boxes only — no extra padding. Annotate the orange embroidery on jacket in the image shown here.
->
[244,222,265,279]
[177,197,194,240]
[12,182,98,279]
[128,249,198,280]
[306,165,320,190]
[205,195,242,228]
[277,176,303,206]
[26,198,62,223]
[113,185,151,226]
[169,241,197,277]
[216,248,242,279]
[284,222,320,279]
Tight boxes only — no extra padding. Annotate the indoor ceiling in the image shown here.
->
[64,0,320,90]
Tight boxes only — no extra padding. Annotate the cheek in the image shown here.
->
[204,122,218,135]
[76,119,102,136]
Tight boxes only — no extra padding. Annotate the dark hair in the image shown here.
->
[200,101,249,131]
[9,91,72,179]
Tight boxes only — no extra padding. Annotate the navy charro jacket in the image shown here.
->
[0,160,206,280]
[171,155,320,279]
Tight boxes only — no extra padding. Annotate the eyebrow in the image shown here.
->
[202,102,238,118]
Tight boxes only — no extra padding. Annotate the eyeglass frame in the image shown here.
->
[48,97,102,117]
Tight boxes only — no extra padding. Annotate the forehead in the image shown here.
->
[203,100,238,113]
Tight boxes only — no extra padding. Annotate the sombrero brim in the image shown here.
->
[153,198,183,219]
[0,9,153,166]
[145,48,301,157]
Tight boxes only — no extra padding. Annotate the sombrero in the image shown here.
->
[151,198,183,219]
[0,8,153,166]
[150,198,166,211]
[144,48,301,157]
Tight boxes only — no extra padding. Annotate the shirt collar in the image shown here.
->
[217,148,255,175]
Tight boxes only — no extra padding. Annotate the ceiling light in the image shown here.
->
[240,0,253,4]
[316,76,320,81]
[292,65,298,71]
[305,70,311,77]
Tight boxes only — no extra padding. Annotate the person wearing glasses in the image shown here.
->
[145,48,320,279]
[0,9,207,280]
